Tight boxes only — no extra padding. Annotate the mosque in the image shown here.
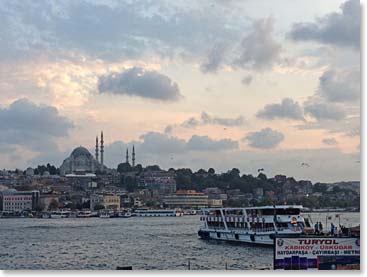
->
[59,131,136,176]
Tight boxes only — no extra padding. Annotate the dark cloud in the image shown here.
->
[233,17,282,70]
[256,98,304,121]
[98,67,182,101]
[241,75,253,86]
[318,68,360,103]
[244,128,284,149]
[0,98,73,152]
[289,0,360,49]
[322,138,337,145]
[304,102,346,121]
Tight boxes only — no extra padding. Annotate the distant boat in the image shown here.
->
[119,212,132,218]
[99,212,111,218]
[77,210,95,218]
[134,209,182,217]
[50,211,69,219]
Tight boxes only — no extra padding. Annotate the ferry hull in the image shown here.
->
[198,229,274,245]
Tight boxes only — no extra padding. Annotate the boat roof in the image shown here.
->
[203,205,303,211]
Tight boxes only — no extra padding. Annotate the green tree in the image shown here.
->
[208,168,215,175]
[48,199,59,210]
[94,203,105,210]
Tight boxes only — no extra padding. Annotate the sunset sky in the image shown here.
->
[0,0,360,182]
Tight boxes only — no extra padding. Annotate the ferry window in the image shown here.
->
[261,209,276,215]
[275,208,300,215]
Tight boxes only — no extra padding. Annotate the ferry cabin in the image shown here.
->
[198,205,305,245]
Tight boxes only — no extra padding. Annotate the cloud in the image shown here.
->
[304,102,346,121]
[244,128,284,149]
[289,0,360,49]
[186,135,238,151]
[256,98,304,121]
[317,68,360,103]
[98,67,182,101]
[139,132,186,154]
[241,75,253,86]
[180,111,246,129]
[0,1,244,63]
[322,138,337,145]
[0,98,73,153]
[233,17,282,70]
[200,44,228,73]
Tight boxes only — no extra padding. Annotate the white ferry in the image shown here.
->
[50,211,69,219]
[198,205,307,246]
[134,209,183,217]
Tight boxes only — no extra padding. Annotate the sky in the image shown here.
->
[0,0,361,183]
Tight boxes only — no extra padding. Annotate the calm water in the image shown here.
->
[0,212,359,270]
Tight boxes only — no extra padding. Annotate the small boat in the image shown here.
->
[50,211,69,218]
[99,213,111,218]
[119,212,132,218]
[183,209,197,216]
[77,210,94,218]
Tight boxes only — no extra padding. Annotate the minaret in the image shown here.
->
[132,145,135,167]
[126,148,129,164]
[95,136,99,162]
[100,131,104,166]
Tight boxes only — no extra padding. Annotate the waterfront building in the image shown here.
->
[163,190,208,208]
[65,172,97,190]
[90,194,120,210]
[207,199,223,208]
[0,190,40,212]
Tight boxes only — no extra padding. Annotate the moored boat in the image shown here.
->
[134,208,181,217]
[198,205,307,246]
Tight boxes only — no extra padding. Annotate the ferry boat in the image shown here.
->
[50,211,69,219]
[198,205,307,246]
[77,210,96,218]
[134,209,183,217]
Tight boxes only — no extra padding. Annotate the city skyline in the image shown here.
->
[0,0,360,183]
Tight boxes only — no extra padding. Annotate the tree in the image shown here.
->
[145,165,161,171]
[48,199,59,211]
[135,164,143,173]
[196,169,207,174]
[94,203,105,210]
[257,173,267,181]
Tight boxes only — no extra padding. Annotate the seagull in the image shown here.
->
[257,168,264,172]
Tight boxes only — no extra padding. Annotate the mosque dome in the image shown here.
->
[71,146,92,158]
